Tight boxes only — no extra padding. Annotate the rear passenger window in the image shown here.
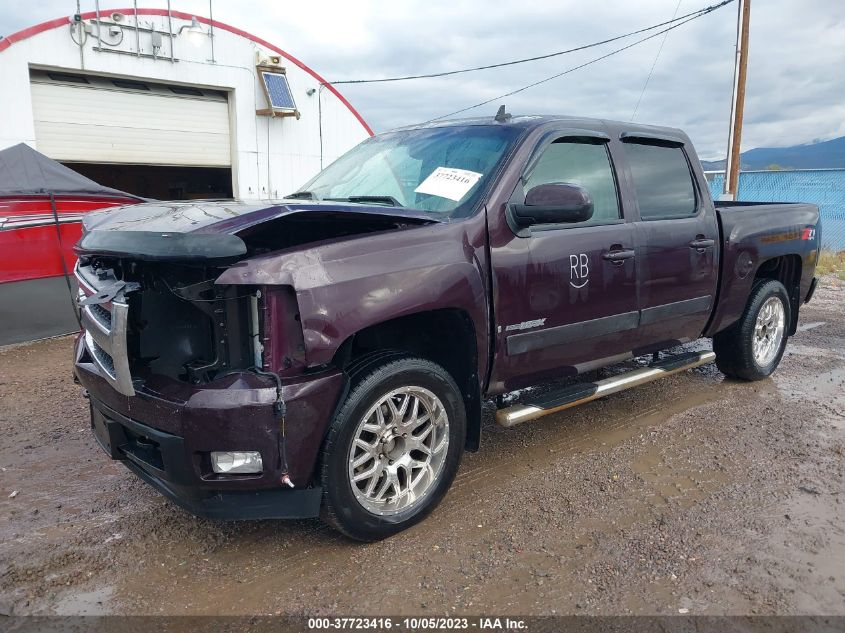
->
[624,143,697,219]
[524,140,621,226]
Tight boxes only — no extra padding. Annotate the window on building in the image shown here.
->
[169,86,205,97]
[524,139,621,226]
[111,79,150,91]
[624,143,697,220]
[47,72,89,84]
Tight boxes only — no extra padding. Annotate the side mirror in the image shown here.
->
[509,183,594,228]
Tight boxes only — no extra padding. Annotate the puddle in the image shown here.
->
[52,586,114,615]
[796,321,827,333]
[774,362,845,400]
[632,448,732,510]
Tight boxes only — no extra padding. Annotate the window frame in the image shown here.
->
[620,135,702,222]
[509,129,625,235]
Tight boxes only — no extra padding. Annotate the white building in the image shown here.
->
[0,5,372,199]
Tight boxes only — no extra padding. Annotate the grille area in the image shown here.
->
[75,258,254,390]
[88,302,112,330]
[86,331,116,377]
[76,262,136,396]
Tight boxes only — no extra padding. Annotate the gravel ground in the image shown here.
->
[0,279,843,616]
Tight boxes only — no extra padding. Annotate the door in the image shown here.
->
[621,139,719,351]
[489,133,639,391]
[30,72,231,167]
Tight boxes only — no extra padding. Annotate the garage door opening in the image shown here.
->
[30,70,234,200]
[64,163,233,200]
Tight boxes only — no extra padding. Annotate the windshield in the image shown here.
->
[295,125,522,218]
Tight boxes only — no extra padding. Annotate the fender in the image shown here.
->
[705,203,819,336]
[216,217,491,386]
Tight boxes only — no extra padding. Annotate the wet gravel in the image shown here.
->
[0,279,843,616]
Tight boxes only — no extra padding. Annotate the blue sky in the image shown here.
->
[2,0,843,159]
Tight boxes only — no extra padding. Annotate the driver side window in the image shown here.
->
[525,140,621,226]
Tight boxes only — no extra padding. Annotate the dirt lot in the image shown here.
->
[1,280,843,617]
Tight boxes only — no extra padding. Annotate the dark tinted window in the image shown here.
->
[525,140,620,225]
[624,143,696,219]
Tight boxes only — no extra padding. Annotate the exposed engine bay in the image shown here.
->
[75,206,433,390]
[77,256,255,387]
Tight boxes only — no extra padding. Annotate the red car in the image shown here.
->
[0,143,139,345]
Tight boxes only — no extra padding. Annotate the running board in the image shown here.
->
[495,350,716,428]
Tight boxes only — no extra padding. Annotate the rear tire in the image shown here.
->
[714,279,790,381]
[319,356,465,541]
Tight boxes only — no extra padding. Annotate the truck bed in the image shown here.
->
[706,201,821,337]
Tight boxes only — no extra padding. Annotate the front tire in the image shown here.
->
[319,356,465,541]
[714,279,790,381]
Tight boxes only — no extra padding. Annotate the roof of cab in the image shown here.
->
[391,114,688,144]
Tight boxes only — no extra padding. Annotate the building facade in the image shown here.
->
[0,6,372,200]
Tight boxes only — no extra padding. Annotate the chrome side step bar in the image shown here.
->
[495,350,716,428]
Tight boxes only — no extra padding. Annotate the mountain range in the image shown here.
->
[700,135,845,171]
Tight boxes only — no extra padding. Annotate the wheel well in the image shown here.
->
[332,309,482,452]
[754,254,802,334]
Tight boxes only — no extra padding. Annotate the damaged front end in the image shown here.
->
[76,256,256,397]
[71,200,433,519]
[72,245,343,519]
[74,201,436,395]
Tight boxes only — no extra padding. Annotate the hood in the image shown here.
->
[76,199,439,261]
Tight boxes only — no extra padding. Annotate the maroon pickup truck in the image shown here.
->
[72,113,821,540]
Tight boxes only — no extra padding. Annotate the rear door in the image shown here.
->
[619,135,719,351]
[488,130,639,391]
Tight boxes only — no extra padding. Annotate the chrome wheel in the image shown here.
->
[348,386,450,516]
[753,296,785,366]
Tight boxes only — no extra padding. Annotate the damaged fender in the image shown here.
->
[216,219,490,382]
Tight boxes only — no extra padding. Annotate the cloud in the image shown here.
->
[1,0,843,159]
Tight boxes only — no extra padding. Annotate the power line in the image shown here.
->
[427,1,734,123]
[631,0,683,121]
[327,0,735,86]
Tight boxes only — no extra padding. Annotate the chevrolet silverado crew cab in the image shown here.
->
[73,113,821,541]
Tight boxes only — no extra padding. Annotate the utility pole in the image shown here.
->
[721,0,751,201]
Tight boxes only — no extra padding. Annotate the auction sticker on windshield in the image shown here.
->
[414,167,483,201]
